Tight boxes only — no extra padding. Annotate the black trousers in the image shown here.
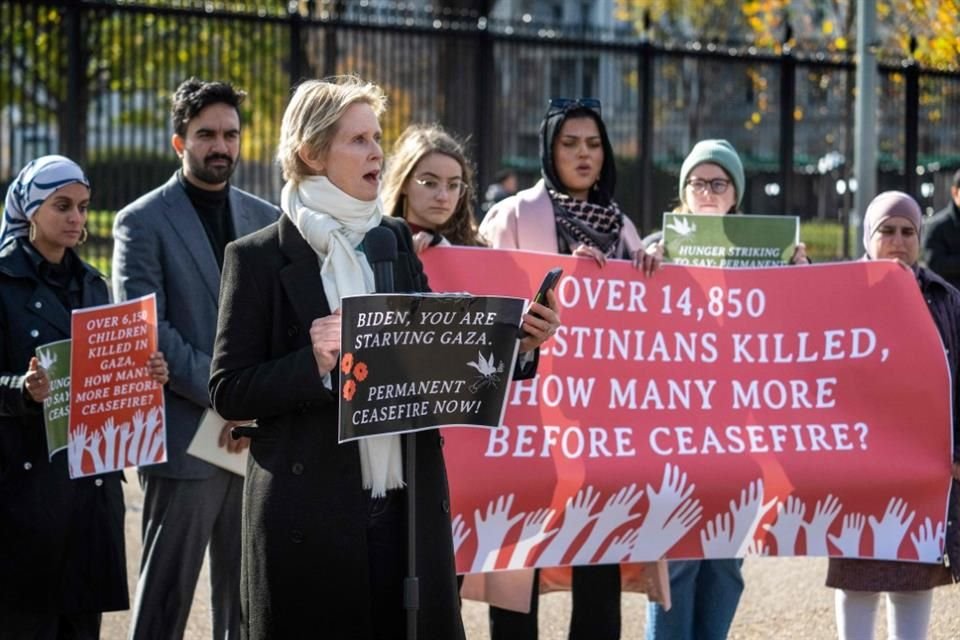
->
[367,490,407,640]
[489,564,621,640]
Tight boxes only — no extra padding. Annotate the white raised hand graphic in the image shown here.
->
[451,514,471,555]
[828,513,866,557]
[762,496,807,555]
[629,464,702,560]
[142,407,165,464]
[87,430,105,473]
[645,497,703,559]
[638,464,696,532]
[127,409,146,466]
[507,508,558,569]
[869,497,916,559]
[745,538,770,557]
[37,348,57,372]
[471,494,524,573]
[802,494,843,556]
[538,486,601,567]
[910,517,946,563]
[666,217,696,237]
[701,511,737,557]
[573,484,644,564]
[599,527,640,564]
[101,417,119,470]
[67,424,88,477]
[728,479,778,556]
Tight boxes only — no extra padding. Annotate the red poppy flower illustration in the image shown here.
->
[343,379,356,401]
[341,352,354,375]
[354,361,368,382]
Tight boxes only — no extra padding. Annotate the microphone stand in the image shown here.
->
[404,431,418,640]
[364,227,418,640]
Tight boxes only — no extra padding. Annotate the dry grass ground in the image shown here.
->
[103,481,960,639]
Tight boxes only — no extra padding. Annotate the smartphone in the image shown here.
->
[520,267,562,338]
[532,267,563,307]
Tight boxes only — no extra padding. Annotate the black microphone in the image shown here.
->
[364,226,397,294]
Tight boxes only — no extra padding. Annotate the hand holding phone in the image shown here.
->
[531,267,563,310]
[520,267,562,338]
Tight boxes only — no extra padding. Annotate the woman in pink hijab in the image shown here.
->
[826,191,960,639]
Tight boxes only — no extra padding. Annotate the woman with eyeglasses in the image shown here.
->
[643,139,806,640]
[382,124,485,252]
[0,155,169,638]
[825,191,960,640]
[644,139,808,264]
[475,97,662,640]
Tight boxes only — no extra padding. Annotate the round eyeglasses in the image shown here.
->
[414,177,467,199]
[685,178,731,195]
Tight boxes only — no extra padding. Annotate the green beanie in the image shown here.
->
[678,139,745,209]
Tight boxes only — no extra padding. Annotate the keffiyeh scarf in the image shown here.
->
[549,188,625,257]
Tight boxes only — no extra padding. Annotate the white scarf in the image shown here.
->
[282,175,404,497]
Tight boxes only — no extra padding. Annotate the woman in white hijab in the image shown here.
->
[209,76,559,640]
[0,155,168,638]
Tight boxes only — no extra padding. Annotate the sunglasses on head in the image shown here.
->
[546,97,602,117]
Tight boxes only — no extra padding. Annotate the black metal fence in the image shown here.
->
[3,0,959,269]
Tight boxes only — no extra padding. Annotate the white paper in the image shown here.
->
[186,409,248,477]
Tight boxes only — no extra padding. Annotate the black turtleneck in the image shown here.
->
[177,170,235,269]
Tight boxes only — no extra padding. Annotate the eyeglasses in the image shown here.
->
[685,178,731,195]
[414,176,467,198]
[546,97,602,117]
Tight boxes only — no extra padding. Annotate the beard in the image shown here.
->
[184,151,237,185]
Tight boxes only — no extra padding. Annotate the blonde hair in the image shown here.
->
[382,124,484,247]
[277,76,387,183]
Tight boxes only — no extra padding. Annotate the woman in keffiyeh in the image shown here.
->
[476,98,664,640]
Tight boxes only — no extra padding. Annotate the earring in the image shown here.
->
[29,222,36,242]
[78,227,88,245]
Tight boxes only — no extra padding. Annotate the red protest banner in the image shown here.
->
[68,293,165,478]
[420,247,952,571]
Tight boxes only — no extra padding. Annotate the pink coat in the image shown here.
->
[464,180,670,613]
[479,180,643,256]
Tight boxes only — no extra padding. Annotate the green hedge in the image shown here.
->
[800,220,856,262]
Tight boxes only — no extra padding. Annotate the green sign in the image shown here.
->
[36,339,72,458]
[662,213,799,267]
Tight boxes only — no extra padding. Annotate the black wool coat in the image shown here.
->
[209,215,466,640]
[918,266,960,581]
[0,239,127,616]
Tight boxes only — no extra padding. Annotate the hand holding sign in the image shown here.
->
[310,309,341,376]
[24,357,50,403]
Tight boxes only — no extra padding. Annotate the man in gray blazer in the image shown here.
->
[112,78,278,640]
